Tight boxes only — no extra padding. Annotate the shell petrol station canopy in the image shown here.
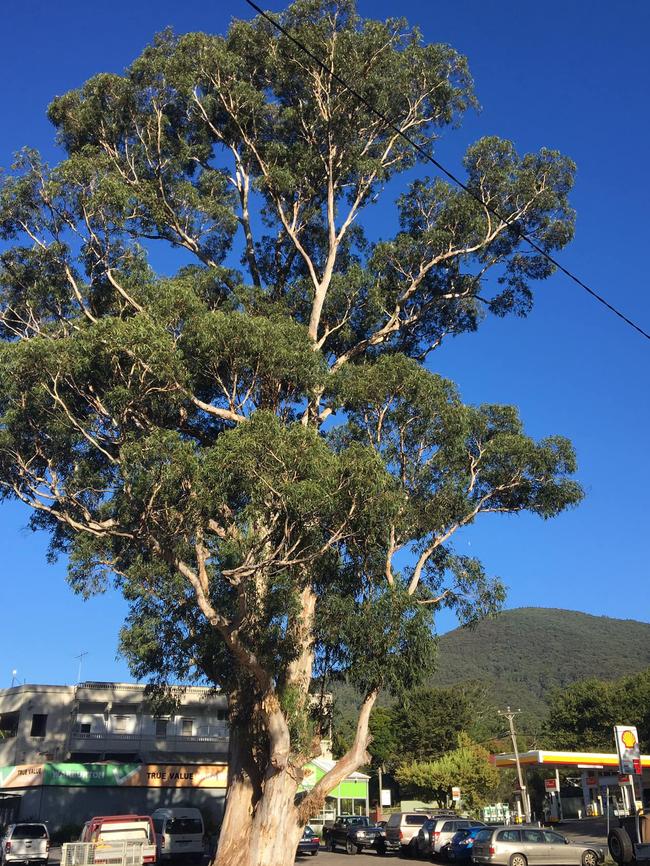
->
[494,750,650,770]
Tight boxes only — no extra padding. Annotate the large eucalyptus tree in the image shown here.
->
[0,2,582,864]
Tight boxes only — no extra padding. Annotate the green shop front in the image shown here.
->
[0,761,228,832]
[1,758,368,833]
[299,757,370,830]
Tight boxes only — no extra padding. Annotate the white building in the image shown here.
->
[0,681,229,766]
[0,682,229,830]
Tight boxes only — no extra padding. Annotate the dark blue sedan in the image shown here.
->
[297,825,320,856]
[446,826,486,861]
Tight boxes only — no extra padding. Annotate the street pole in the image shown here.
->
[498,706,531,823]
[378,765,383,818]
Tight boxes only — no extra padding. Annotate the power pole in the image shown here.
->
[498,706,531,822]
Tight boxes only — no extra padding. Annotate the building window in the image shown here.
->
[73,722,91,734]
[30,714,47,737]
[181,718,194,736]
[155,719,168,739]
[114,715,128,733]
[0,712,20,738]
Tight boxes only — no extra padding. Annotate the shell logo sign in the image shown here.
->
[614,725,642,776]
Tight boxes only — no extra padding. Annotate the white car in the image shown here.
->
[0,823,49,865]
[152,808,205,863]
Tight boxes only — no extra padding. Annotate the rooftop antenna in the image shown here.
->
[10,669,17,688]
[74,651,88,685]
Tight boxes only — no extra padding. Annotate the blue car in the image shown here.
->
[297,825,320,856]
[446,826,486,861]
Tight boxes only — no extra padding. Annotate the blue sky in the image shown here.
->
[1,0,648,687]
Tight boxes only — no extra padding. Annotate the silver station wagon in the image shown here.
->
[471,826,605,866]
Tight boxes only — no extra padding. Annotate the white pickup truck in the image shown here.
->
[1,823,49,865]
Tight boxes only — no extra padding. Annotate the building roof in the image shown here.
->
[0,681,220,699]
[309,756,370,780]
[494,750,649,769]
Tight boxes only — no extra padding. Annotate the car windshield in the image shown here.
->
[167,819,202,835]
[475,830,493,842]
[12,826,47,840]
[347,818,369,827]
[302,827,315,838]
[405,815,428,825]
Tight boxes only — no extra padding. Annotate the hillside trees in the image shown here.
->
[367,685,481,769]
[544,668,650,751]
[0,2,582,865]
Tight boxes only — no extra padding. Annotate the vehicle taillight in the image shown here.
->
[399,830,403,840]
[489,846,496,856]
[5,842,11,854]
[161,839,165,849]
[434,832,441,840]
[312,838,320,844]
[46,842,50,853]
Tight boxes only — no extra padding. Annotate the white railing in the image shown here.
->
[71,730,228,743]
[61,842,146,866]
[78,682,221,698]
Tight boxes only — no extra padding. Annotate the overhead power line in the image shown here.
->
[242,0,650,342]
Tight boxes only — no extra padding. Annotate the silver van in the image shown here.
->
[472,826,604,866]
[152,808,205,863]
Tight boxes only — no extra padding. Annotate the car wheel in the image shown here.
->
[509,854,527,866]
[310,850,318,856]
[582,851,599,866]
[345,837,358,855]
[608,829,634,864]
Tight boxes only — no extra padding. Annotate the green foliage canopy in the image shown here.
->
[543,667,650,752]
[0,0,582,800]
[395,733,499,809]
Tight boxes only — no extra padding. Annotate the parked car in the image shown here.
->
[417,815,463,857]
[0,823,49,865]
[433,819,486,857]
[384,811,432,856]
[152,808,204,863]
[322,815,382,855]
[446,826,487,862]
[80,815,157,865]
[297,826,320,857]
[471,826,605,866]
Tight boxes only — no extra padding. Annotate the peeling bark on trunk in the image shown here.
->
[249,770,303,866]
[216,755,303,866]
[214,697,261,866]
[215,588,366,865]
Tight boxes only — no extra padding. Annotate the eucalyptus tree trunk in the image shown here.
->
[215,767,303,866]
[247,772,304,866]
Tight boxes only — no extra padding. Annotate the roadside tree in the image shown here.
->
[0,2,582,865]
[395,733,499,809]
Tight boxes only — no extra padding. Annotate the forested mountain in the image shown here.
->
[431,607,650,718]
[331,608,650,736]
